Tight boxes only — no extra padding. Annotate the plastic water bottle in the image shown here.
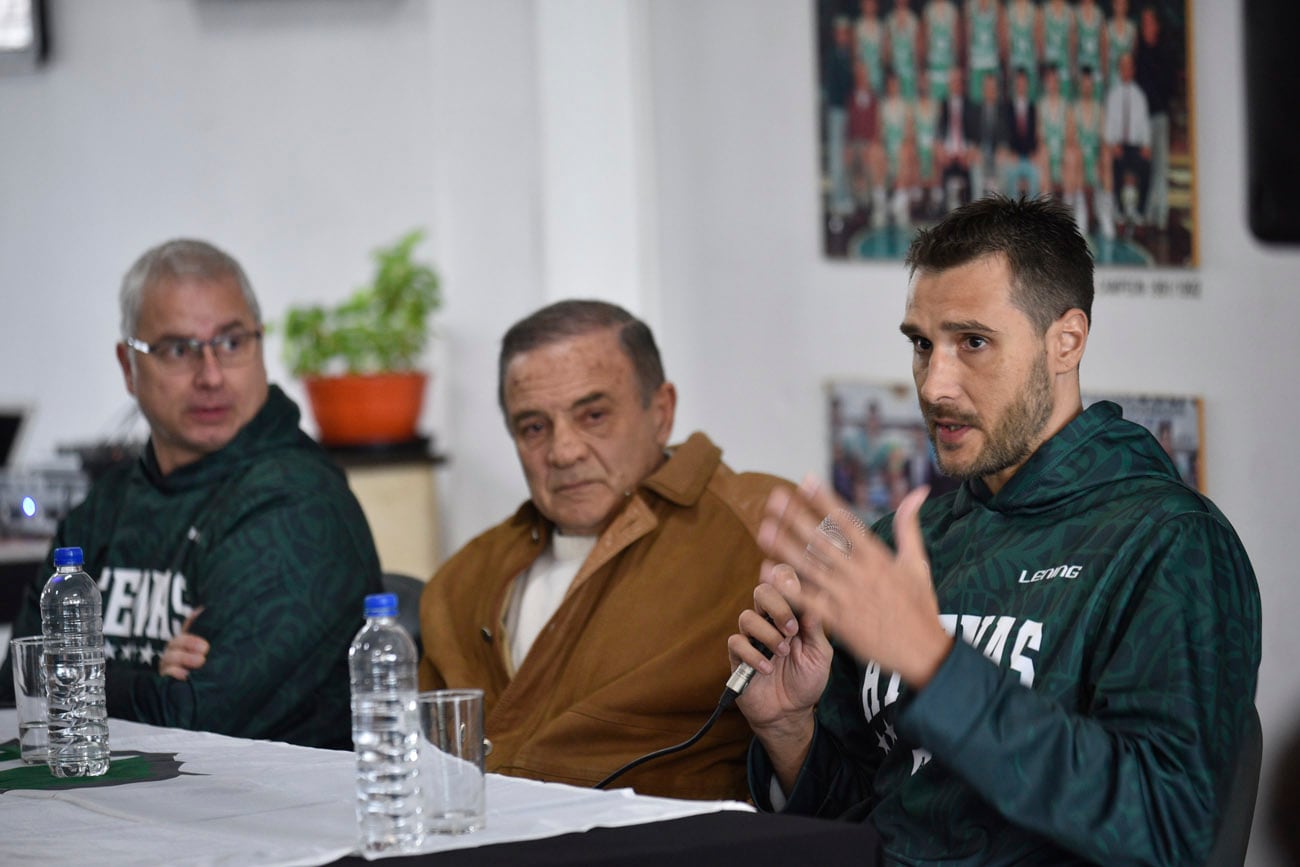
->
[40,546,110,777]
[349,592,423,854]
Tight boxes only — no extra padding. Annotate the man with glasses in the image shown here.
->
[3,239,381,749]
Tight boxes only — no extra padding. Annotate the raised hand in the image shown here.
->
[757,478,953,690]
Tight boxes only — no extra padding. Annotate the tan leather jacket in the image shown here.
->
[419,432,787,800]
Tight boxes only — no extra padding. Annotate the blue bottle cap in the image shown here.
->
[53,547,84,567]
[364,592,398,618]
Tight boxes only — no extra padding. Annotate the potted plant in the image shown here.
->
[280,229,441,446]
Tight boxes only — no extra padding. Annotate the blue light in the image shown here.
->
[21,496,36,518]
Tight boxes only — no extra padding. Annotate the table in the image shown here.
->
[0,711,880,866]
[330,811,881,866]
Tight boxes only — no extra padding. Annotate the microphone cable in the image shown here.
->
[592,679,754,790]
[592,686,737,790]
[592,630,775,790]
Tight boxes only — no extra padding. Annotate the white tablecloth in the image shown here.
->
[0,711,752,866]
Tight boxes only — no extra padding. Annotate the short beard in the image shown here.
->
[925,353,1054,482]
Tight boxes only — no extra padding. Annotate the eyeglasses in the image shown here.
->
[125,329,263,370]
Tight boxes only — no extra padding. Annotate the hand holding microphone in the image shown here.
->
[727,477,947,794]
[726,511,865,699]
[750,477,950,691]
[725,494,860,789]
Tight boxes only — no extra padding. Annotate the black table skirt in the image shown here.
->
[331,809,882,866]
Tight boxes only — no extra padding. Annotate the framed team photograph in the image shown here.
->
[827,380,1204,526]
[815,0,1196,267]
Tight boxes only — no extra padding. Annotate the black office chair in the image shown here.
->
[1204,704,1263,867]
[380,572,425,659]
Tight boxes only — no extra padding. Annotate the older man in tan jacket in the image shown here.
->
[419,300,786,800]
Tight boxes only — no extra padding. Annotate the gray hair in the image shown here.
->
[498,299,665,413]
[119,239,260,340]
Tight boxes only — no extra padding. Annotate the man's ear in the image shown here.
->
[651,381,677,448]
[116,343,138,397]
[1048,309,1089,375]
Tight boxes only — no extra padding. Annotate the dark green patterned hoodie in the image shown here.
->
[9,386,381,749]
[752,401,1261,866]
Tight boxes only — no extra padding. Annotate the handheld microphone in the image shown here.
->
[726,626,776,696]
[726,510,867,698]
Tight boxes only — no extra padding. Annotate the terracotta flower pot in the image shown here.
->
[304,371,428,446]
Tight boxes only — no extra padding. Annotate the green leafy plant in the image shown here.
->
[280,229,441,377]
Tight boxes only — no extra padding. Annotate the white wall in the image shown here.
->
[0,0,545,554]
[0,0,441,456]
[425,0,547,550]
[1,1,1296,862]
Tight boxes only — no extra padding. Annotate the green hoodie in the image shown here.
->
[9,386,381,749]
[751,401,1261,866]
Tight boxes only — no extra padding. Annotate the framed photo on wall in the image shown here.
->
[815,0,1196,267]
[828,380,962,527]
[827,380,1204,527]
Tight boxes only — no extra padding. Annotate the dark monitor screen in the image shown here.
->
[0,412,24,467]
[1245,0,1300,243]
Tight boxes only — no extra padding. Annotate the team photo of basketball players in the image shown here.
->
[817,0,1193,266]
